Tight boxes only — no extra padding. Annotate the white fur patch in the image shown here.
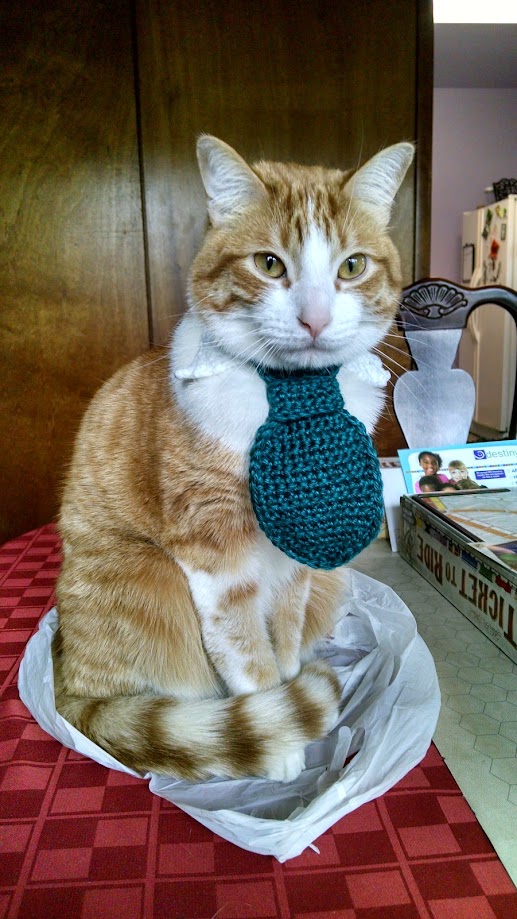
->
[294,222,335,336]
[173,315,268,456]
[177,536,304,695]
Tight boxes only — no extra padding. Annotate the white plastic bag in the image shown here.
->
[18,569,440,862]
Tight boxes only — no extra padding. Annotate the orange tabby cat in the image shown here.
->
[54,136,413,782]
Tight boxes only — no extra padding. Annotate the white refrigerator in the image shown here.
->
[459,195,517,439]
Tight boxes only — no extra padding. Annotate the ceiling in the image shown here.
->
[434,23,517,87]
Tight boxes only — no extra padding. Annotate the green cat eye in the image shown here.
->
[254,253,286,279]
[338,254,367,280]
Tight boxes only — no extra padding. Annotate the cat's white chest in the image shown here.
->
[171,314,269,458]
[177,364,268,457]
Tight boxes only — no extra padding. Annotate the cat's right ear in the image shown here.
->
[344,142,415,227]
[196,136,266,226]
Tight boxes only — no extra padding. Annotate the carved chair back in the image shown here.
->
[394,279,517,446]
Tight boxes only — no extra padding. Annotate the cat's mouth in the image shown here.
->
[284,337,344,357]
[291,338,334,351]
[270,338,346,370]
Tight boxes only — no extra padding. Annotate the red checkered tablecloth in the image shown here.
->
[1,525,516,918]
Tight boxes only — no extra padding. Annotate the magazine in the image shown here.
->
[398,440,517,496]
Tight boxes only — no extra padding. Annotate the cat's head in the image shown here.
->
[189,136,413,371]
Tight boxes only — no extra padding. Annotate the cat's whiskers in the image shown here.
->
[389,327,456,360]
[371,348,437,427]
[217,336,276,380]
[259,338,285,368]
[247,334,284,370]
[378,338,414,364]
[371,344,426,385]
[382,333,445,369]
[378,357,414,387]
[140,348,170,369]
[358,316,393,327]
[371,346,432,419]
[156,310,187,322]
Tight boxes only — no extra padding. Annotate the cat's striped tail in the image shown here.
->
[54,660,341,782]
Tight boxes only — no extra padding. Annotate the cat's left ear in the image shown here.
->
[196,135,266,226]
[345,143,414,226]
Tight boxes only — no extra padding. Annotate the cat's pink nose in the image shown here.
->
[298,314,330,340]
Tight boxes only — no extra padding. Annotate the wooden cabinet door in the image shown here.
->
[1,0,432,542]
[135,0,432,453]
[0,0,149,542]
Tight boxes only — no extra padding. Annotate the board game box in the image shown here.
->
[399,489,517,664]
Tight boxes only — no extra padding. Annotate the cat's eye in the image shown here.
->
[338,254,367,280]
[254,253,286,279]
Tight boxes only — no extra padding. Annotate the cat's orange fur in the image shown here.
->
[54,351,343,779]
[54,135,413,781]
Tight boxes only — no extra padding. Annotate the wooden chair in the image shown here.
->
[394,279,517,447]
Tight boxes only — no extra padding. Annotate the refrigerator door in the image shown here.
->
[461,209,483,285]
[458,210,483,400]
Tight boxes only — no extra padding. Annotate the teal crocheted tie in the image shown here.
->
[249,365,384,570]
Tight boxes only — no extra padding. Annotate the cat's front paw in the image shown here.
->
[264,749,306,783]
[258,659,341,783]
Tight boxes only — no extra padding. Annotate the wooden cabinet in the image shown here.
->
[0,0,148,542]
[0,0,432,542]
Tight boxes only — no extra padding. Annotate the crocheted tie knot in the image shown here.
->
[249,364,384,570]
[256,366,344,422]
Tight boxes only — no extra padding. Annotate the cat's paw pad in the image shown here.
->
[264,749,306,783]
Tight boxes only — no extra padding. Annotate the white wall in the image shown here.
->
[430,88,517,281]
